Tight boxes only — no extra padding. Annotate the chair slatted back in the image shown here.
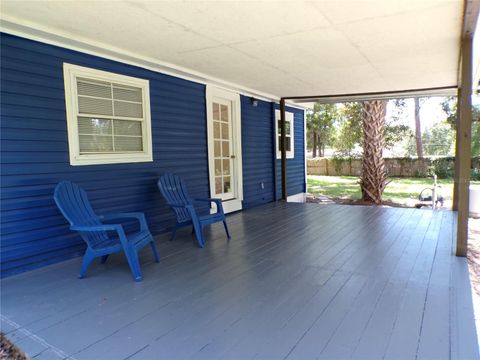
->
[158,174,192,223]
[54,181,109,248]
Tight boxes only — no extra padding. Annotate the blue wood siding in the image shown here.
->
[0,33,305,277]
[275,106,306,198]
[240,96,275,208]
[0,33,210,277]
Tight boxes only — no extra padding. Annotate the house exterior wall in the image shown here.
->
[0,33,305,277]
[240,97,276,208]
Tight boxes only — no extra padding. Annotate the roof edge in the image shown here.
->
[284,86,458,104]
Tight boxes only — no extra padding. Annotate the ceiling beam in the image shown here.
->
[281,86,457,104]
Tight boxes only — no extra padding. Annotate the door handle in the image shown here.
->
[230,155,236,159]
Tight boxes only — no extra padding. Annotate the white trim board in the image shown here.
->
[206,85,243,214]
[274,110,295,159]
[287,193,306,203]
[63,63,153,166]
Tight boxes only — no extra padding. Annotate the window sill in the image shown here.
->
[69,154,153,166]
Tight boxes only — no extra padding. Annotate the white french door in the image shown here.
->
[206,86,243,213]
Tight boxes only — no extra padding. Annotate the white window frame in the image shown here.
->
[63,63,153,166]
[275,109,295,159]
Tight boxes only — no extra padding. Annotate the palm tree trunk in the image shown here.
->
[414,98,424,158]
[360,100,388,204]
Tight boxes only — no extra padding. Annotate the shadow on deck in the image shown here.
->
[1,202,478,359]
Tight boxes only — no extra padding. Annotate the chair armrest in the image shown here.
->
[70,224,122,232]
[193,198,224,214]
[100,212,144,221]
[99,212,148,231]
[70,224,129,246]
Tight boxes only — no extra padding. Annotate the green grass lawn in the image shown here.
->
[307,175,479,206]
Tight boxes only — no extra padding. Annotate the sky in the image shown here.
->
[386,96,449,132]
[389,95,480,132]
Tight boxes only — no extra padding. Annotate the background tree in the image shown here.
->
[414,98,424,158]
[422,121,455,155]
[384,99,412,150]
[306,112,318,157]
[359,100,388,204]
[306,103,337,157]
[334,102,363,156]
[334,100,411,156]
[441,96,480,156]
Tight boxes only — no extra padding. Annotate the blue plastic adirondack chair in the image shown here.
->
[54,181,160,281]
[157,174,230,248]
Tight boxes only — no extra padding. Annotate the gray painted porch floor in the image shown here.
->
[1,203,478,360]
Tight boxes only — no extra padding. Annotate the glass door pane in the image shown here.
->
[212,101,234,200]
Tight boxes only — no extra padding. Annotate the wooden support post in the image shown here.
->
[271,103,278,201]
[453,87,461,211]
[280,98,287,200]
[456,36,473,257]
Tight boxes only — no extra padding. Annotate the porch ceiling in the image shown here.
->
[0,0,465,99]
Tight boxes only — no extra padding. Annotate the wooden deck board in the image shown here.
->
[415,211,453,359]
[1,203,478,360]
[352,210,441,359]
[317,208,421,359]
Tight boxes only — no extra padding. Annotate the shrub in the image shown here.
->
[472,167,480,181]
[427,156,479,180]
[428,157,455,178]
[331,156,349,173]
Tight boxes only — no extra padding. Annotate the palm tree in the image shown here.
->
[359,100,389,204]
